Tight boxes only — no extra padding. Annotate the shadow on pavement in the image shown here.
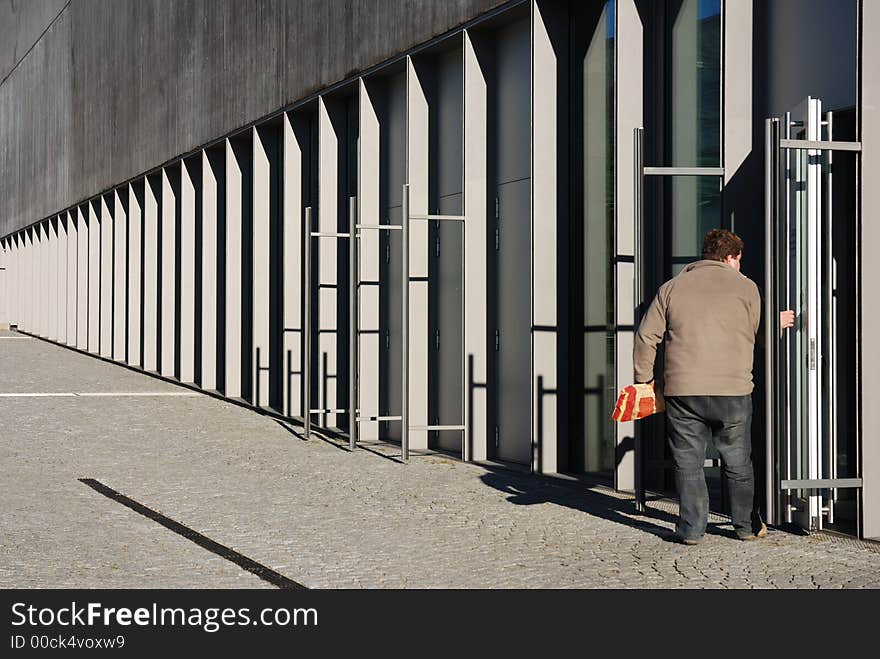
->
[479,465,739,541]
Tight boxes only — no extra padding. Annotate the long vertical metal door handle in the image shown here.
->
[303,206,311,439]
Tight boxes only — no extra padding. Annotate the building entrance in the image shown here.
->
[632,126,726,513]
[765,96,863,535]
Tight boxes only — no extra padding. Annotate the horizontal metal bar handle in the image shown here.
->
[355,224,403,231]
[780,478,863,490]
[308,408,347,414]
[409,214,466,222]
[779,139,861,152]
[356,415,404,422]
[310,232,351,238]
[409,425,465,432]
[643,166,725,176]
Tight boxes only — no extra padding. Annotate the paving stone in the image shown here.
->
[2,332,879,588]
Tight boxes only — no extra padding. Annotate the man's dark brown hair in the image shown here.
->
[702,228,744,261]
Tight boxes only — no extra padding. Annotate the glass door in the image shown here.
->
[630,0,724,511]
[765,96,863,534]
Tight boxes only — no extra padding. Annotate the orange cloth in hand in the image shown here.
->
[611,383,665,422]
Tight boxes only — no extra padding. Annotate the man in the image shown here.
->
[633,229,794,544]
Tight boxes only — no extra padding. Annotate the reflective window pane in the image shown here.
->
[667,0,721,167]
[581,0,615,478]
[669,175,722,276]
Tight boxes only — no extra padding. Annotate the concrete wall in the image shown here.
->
[0,0,509,237]
[861,0,880,539]
[0,0,68,83]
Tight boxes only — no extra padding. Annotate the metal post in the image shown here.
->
[825,111,836,522]
[461,213,467,463]
[764,118,776,524]
[401,184,410,463]
[349,196,357,451]
[633,127,645,514]
[303,206,312,439]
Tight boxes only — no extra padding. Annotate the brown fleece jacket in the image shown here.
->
[633,260,761,396]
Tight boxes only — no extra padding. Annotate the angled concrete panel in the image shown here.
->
[724,1,752,185]
[27,229,34,333]
[87,201,100,353]
[100,196,113,358]
[40,222,48,338]
[16,233,23,327]
[282,113,303,418]
[407,55,429,452]
[34,226,41,334]
[42,221,53,339]
[201,150,218,391]
[160,167,177,377]
[614,0,643,493]
[15,237,22,327]
[127,182,142,366]
[76,206,89,350]
[30,228,37,333]
[26,228,33,333]
[0,239,6,328]
[11,236,20,328]
[21,230,30,332]
[317,97,340,428]
[225,139,243,399]
[18,232,25,329]
[0,239,7,328]
[17,234,23,330]
[55,215,67,344]
[180,159,197,384]
[143,176,160,372]
[113,190,127,362]
[358,80,381,440]
[252,126,271,407]
[0,238,6,328]
[40,222,50,338]
[66,211,77,346]
[32,225,39,335]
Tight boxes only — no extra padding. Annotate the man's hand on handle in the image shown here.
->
[779,309,795,337]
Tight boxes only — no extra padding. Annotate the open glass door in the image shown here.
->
[765,96,863,534]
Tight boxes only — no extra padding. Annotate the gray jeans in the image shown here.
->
[665,395,754,540]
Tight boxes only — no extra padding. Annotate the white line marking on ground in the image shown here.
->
[75,392,200,397]
[0,392,200,398]
[0,336,32,340]
[0,393,75,397]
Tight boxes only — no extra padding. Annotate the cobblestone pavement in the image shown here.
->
[2,331,879,588]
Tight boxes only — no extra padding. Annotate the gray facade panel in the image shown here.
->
[0,0,509,237]
[764,0,858,117]
[861,0,879,539]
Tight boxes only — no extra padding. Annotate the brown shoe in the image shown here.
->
[671,533,703,545]
[756,522,768,538]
